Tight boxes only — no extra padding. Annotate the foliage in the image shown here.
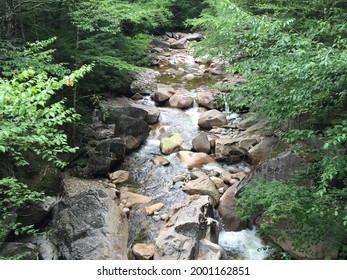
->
[191,0,347,257]
[0,66,92,167]
[237,180,347,257]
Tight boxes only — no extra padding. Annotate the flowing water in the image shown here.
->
[123,47,269,260]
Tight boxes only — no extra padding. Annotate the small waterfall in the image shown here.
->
[219,228,271,260]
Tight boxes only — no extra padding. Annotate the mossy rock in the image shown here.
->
[160,133,183,155]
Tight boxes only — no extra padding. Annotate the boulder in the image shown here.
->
[192,131,211,153]
[152,84,176,103]
[51,189,128,260]
[151,38,170,49]
[217,184,247,231]
[197,239,227,260]
[152,156,170,166]
[120,191,153,205]
[185,32,203,41]
[109,170,129,184]
[214,136,248,163]
[160,133,183,154]
[253,150,305,183]
[132,243,156,260]
[210,176,228,189]
[170,38,187,49]
[87,138,126,176]
[198,110,227,129]
[196,91,220,109]
[182,175,221,207]
[154,195,220,260]
[176,151,215,168]
[114,115,150,151]
[248,137,280,166]
[131,103,160,124]
[99,105,148,124]
[167,94,194,109]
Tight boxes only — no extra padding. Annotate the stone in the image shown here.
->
[99,105,148,124]
[152,84,176,102]
[196,91,219,109]
[253,150,305,183]
[109,170,129,184]
[248,137,280,166]
[160,214,170,221]
[132,243,156,260]
[167,94,194,109]
[152,215,161,222]
[177,151,215,168]
[183,73,195,80]
[197,239,227,260]
[144,203,164,215]
[236,113,258,130]
[182,176,221,207]
[131,93,143,100]
[114,115,150,151]
[170,38,187,49]
[210,64,225,75]
[198,109,227,129]
[160,133,183,154]
[131,103,160,124]
[217,184,247,231]
[210,176,227,189]
[214,136,248,163]
[154,195,220,260]
[221,171,239,185]
[87,138,126,176]
[173,174,188,183]
[120,191,153,205]
[152,156,170,166]
[51,189,128,260]
[151,38,170,49]
[185,32,203,41]
[192,131,211,153]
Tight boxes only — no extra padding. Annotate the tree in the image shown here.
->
[190,0,347,258]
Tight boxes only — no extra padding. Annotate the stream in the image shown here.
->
[120,45,269,260]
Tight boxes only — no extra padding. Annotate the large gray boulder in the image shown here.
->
[114,115,150,150]
[192,131,211,153]
[130,68,160,96]
[130,103,160,124]
[51,189,128,260]
[87,138,126,176]
[154,195,221,260]
[182,176,221,207]
[152,84,176,103]
[198,110,227,129]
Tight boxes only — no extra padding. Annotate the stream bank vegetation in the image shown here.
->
[190,0,347,258]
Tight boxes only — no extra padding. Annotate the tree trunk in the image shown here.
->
[3,0,16,40]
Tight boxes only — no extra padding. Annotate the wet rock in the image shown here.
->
[217,184,247,231]
[152,84,176,102]
[176,151,215,168]
[167,94,194,109]
[154,195,220,260]
[152,156,170,166]
[182,175,220,207]
[160,133,183,155]
[109,170,129,184]
[120,191,153,205]
[132,243,156,260]
[131,104,160,124]
[51,189,128,260]
[192,131,211,153]
[114,115,150,151]
[144,203,164,215]
[197,239,227,260]
[198,109,227,129]
[248,137,280,166]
